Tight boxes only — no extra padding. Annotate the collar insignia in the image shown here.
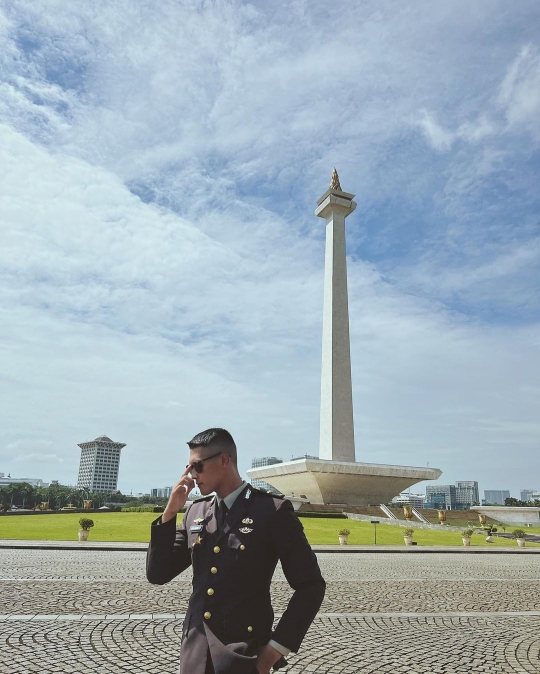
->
[245,489,251,499]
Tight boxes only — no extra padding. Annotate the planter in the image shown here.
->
[485,535,493,542]
[404,536,413,546]
[338,535,349,546]
[78,529,90,541]
[516,538,526,548]
[462,537,471,547]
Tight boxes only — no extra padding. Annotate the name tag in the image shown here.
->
[190,525,203,533]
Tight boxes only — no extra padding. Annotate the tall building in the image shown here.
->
[521,489,537,502]
[484,489,510,505]
[77,435,126,493]
[151,487,172,498]
[250,457,283,493]
[455,481,480,507]
[425,485,456,509]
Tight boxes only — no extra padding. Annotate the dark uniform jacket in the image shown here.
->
[146,484,326,674]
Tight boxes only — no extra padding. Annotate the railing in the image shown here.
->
[411,507,430,524]
[379,503,398,519]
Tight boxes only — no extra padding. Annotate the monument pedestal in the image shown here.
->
[247,458,442,507]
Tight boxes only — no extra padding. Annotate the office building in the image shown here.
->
[455,481,480,507]
[151,487,172,498]
[250,457,283,493]
[425,485,456,510]
[77,435,126,493]
[391,492,426,509]
[521,489,537,502]
[484,490,511,505]
[0,473,49,488]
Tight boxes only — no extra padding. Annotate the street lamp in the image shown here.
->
[370,520,380,545]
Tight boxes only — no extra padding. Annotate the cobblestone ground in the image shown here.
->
[1,550,540,673]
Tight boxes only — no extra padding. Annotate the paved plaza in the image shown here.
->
[1,549,540,673]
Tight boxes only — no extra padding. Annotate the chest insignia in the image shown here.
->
[242,518,253,524]
[193,518,204,524]
[190,525,204,533]
[239,527,253,534]
[194,535,203,546]
[245,489,251,499]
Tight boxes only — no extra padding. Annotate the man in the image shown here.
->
[146,428,325,674]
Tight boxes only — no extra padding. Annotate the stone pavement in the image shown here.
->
[1,549,540,673]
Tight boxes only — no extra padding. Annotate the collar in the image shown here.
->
[215,480,247,510]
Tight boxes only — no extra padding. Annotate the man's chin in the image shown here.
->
[197,485,212,496]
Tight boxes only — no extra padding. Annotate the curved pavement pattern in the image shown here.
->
[1,550,540,673]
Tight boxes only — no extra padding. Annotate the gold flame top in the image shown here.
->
[330,168,342,191]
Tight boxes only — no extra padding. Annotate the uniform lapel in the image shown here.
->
[206,496,218,536]
[216,484,250,544]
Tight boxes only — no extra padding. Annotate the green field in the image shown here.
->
[1,513,539,547]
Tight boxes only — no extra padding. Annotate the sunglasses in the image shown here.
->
[187,451,223,474]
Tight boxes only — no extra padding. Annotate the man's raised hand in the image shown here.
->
[162,466,195,523]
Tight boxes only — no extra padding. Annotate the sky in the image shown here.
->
[1,0,539,498]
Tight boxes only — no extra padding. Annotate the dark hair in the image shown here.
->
[187,428,237,464]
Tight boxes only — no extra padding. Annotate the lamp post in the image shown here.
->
[370,520,380,545]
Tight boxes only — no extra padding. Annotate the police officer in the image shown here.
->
[146,428,326,674]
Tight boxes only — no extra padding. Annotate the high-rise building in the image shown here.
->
[425,485,456,509]
[250,457,283,493]
[483,489,510,505]
[455,481,480,507]
[151,487,172,498]
[521,489,536,502]
[77,435,126,493]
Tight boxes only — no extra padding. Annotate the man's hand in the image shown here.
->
[255,644,282,674]
[162,466,195,523]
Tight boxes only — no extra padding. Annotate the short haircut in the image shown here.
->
[187,428,237,464]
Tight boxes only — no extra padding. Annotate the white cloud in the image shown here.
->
[0,1,538,498]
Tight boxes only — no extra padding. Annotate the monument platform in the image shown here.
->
[247,458,442,506]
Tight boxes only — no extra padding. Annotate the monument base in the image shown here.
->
[247,458,442,507]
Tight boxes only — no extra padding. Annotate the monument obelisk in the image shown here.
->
[316,169,356,462]
[247,172,442,506]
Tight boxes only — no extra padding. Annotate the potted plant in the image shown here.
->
[403,528,414,546]
[338,528,350,545]
[513,529,526,548]
[78,517,94,541]
[484,524,497,542]
[461,529,473,546]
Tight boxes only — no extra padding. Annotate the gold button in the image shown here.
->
[207,588,214,596]
[204,612,211,620]
[211,567,218,574]
[213,546,220,553]
[247,626,253,632]
[240,545,245,551]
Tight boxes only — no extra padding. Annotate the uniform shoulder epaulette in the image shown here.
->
[192,494,213,503]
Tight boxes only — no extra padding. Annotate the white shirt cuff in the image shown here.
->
[268,639,291,656]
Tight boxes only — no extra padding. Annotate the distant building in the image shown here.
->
[151,487,172,498]
[425,485,456,510]
[521,489,537,502]
[455,481,480,508]
[391,492,426,509]
[484,489,511,505]
[77,435,126,493]
[0,473,49,488]
[250,457,283,493]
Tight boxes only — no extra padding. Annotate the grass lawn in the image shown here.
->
[1,513,540,547]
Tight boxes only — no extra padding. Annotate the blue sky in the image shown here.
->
[1,0,539,497]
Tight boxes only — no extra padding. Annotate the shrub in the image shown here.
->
[461,529,473,538]
[512,529,526,539]
[79,518,94,530]
[338,528,351,536]
[404,528,414,537]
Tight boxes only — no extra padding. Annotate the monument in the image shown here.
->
[247,171,441,505]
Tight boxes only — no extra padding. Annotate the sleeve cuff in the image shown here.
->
[268,639,291,656]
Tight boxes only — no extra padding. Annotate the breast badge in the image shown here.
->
[242,518,254,524]
[239,527,253,534]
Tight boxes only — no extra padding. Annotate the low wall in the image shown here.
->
[345,512,464,532]
[471,506,540,525]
